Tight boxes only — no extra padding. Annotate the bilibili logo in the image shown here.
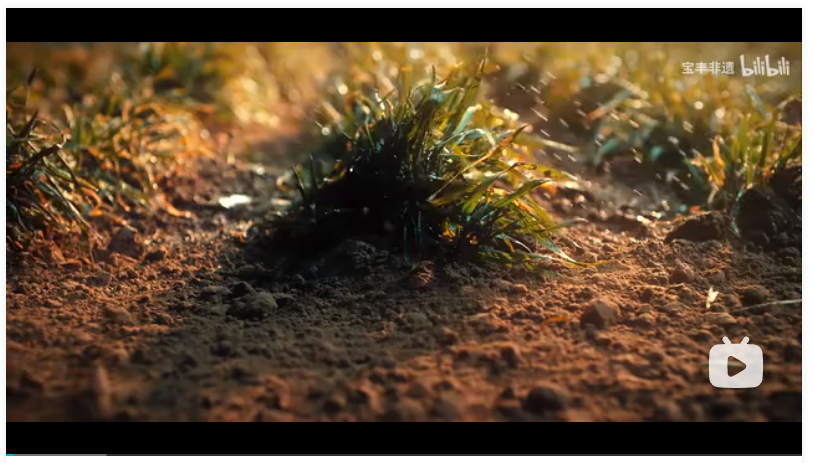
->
[740,54,791,77]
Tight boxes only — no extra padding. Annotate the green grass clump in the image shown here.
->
[308,43,511,168]
[7,68,215,257]
[253,60,591,268]
[6,73,98,252]
[687,90,801,237]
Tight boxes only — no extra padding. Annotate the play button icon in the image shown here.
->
[709,336,764,389]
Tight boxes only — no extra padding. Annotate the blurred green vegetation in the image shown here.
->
[6,42,802,258]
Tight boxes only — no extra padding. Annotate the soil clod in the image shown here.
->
[102,305,134,325]
[580,299,620,330]
[230,281,256,299]
[227,292,278,320]
[703,312,738,325]
[665,212,727,244]
[524,383,571,414]
[108,226,145,260]
[144,249,167,263]
[669,266,695,285]
[741,286,770,306]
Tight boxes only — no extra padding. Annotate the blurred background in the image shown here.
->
[7,42,802,129]
[6,42,802,235]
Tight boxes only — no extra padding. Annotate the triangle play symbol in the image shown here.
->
[728,356,746,377]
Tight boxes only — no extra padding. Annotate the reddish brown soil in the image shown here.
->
[6,126,802,423]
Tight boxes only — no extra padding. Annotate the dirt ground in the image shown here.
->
[6,116,802,423]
